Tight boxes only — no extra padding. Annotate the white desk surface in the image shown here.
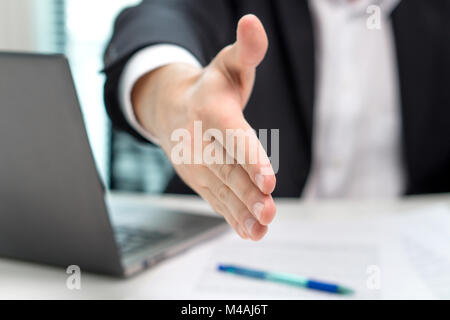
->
[1,193,449,300]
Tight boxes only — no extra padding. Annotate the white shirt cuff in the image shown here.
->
[119,44,202,144]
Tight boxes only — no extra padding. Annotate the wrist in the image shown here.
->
[131,63,202,142]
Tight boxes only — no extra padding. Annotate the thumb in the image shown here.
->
[230,14,269,69]
[213,14,269,103]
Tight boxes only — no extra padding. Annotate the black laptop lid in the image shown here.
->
[0,53,122,275]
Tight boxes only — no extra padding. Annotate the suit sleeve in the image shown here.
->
[103,0,235,142]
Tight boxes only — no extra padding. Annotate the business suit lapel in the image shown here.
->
[391,0,437,193]
[272,0,316,146]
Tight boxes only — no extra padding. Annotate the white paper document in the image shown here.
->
[193,204,450,299]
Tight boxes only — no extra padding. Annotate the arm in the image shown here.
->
[103,0,234,141]
[104,2,277,241]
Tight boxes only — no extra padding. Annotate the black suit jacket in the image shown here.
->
[103,0,450,197]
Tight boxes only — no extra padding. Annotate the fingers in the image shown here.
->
[208,161,276,226]
[211,181,268,241]
[205,112,277,195]
[195,184,249,240]
[192,166,268,241]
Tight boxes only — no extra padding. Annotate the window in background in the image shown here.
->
[1,0,174,193]
[63,0,174,192]
[0,0,63,53]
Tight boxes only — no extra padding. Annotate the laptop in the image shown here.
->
[0,52,228,277]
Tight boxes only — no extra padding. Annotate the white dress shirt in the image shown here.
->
[119,0,404,199]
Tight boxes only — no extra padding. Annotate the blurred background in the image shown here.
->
[0,0,173,193]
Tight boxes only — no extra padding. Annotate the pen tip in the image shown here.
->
[338,287,355,295]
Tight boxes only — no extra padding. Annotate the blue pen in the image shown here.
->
[218,264,354,295]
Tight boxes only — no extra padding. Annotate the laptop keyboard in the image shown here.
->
[114,226,172,255]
